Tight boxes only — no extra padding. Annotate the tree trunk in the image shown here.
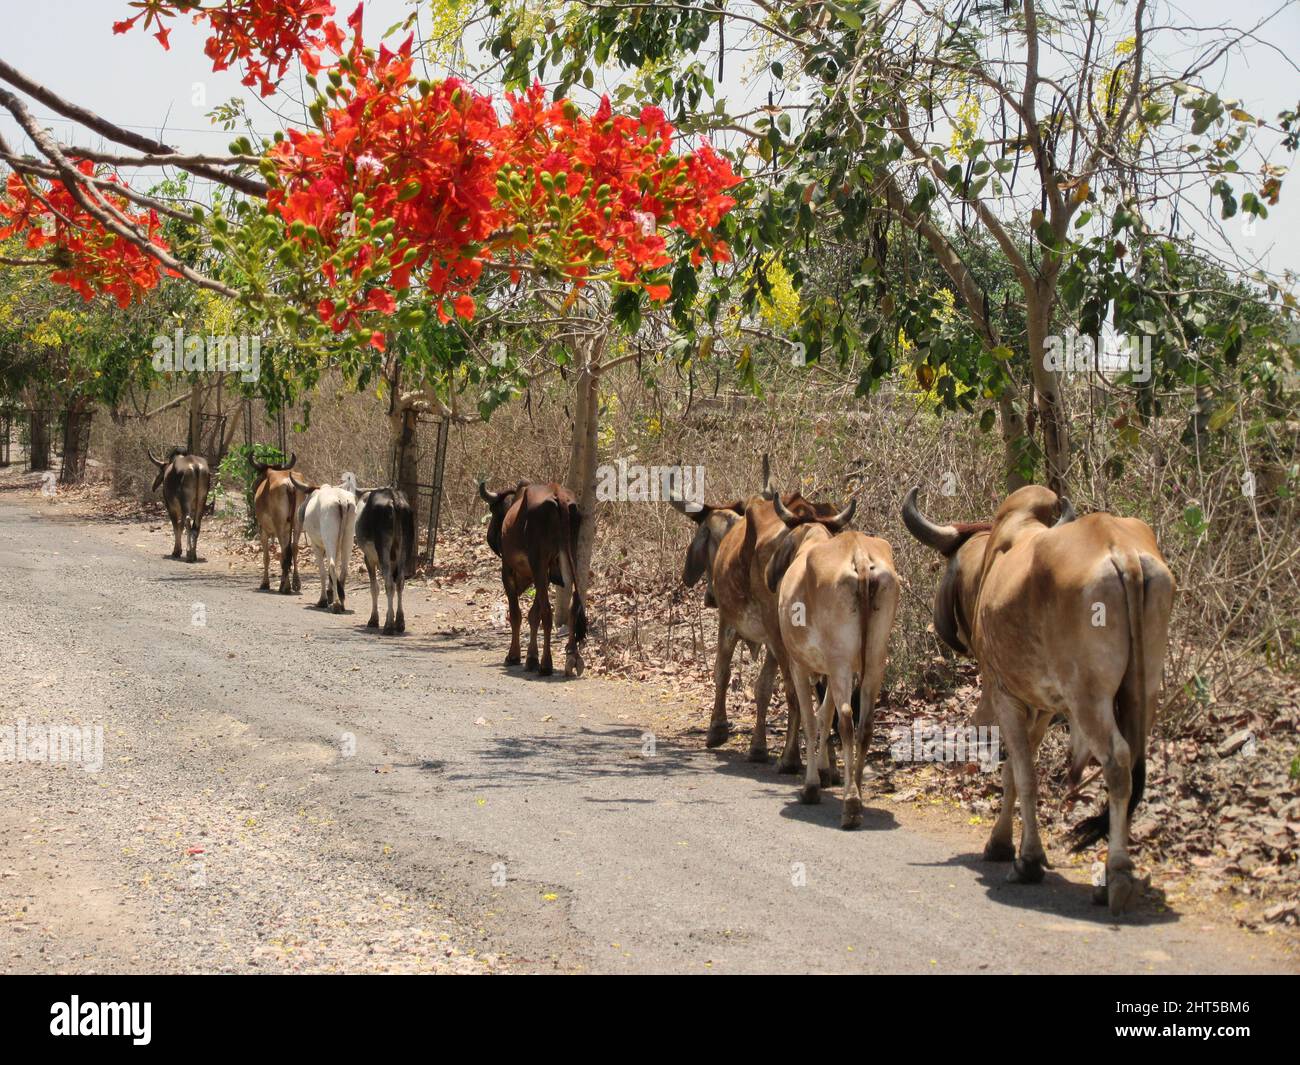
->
[998,390,1031,492]
[556,332,603,628]
[1025,289,1071,496]
[58,401,92,485]
[28,409,50,471]
[389,400,421,571]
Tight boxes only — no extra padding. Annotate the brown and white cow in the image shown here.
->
[252,453,307,594]
[671,486,856,770]
[766,494,898,828]
[479,481,587,677]
[147,448,210,563]
[903,484,1174,913]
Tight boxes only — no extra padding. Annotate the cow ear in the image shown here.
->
[933,556,969,655]
[765,528,801,593]
[683,524,711,587]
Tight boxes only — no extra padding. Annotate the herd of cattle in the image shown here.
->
[145,446,1174,915]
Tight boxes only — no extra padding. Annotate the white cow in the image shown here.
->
[294,473,358,614]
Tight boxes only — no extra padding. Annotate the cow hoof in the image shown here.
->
[260,581,271,591]
[777,759,803,776]
[818,767,841,788]
[186,554,198,564]
[382,623,396,636]
[840,797,863,830]
[983,838,1016,862]
[525,656,540,672]
[1092,883,1109,906]
[292,578,301,592]
[746,745,769,764]
[367,616,379,628]
[563,653,582,678]
[504,653,521,666]
[1107,871,1137,916]
[331,603,345,615]
[798,784,821,805]
[705,723,729,748]
[538,663,554,677]
[396,615,405,633]
[1007,858,1046,884]
[316,598,328,609]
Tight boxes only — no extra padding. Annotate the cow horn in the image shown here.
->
[146,449,167,469]
[825,497,857,533]
[478,480,500,505]
[760,452,775,499]
[901,486,964,554]
[1054,496,1077,527]
[772,491,796,526]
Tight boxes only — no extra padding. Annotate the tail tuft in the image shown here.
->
[1068,760,1145,852]
[572,591,588,645]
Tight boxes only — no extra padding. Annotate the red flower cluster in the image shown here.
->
[113,0,336,97]
[262,6,740,338]
[0,161,171,308]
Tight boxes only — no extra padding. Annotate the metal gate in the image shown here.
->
[242,397,289,456]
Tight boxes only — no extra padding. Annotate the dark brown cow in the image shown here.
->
[479,481,587,677]
[252,453,306,594]
[671,485,855,769]
[147,448,210,562]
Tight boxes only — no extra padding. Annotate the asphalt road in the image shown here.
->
[0,492,1292,973]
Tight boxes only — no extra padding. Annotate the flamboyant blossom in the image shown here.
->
[0,162,171,308]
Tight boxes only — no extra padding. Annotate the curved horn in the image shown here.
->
[146,448,167,469]
[825,497,857,533]
[901,486,964,554]
[1054,496,1077,527]
[478,480,501,505]
[760,453,774,499]
[289,474,318,495]
[772,491,797,526]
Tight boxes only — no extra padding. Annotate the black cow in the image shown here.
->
[147,448,210,562]
[354,487,415,635]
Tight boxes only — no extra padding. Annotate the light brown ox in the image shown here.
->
[671,488,856,770]
[252,453,309,594]
[903,484,1174,914]
[766,494,899,828]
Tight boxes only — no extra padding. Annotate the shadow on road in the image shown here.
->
[911,849,1178,927]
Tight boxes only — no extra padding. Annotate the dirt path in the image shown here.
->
[0,489,1293,973]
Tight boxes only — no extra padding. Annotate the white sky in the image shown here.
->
[2,0,1297,277]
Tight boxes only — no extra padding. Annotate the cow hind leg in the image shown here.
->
[708,622,740,749]
[776,657,804,776]
[828,673,860,829]
[315,547,329,608]
[364,551,379,628]
[278,536,294,594]
[536,572,554,676]
[1073,701,1138,914]
[747,645,778,762]
[995,694,1049,884]
[815,681,841,788]
[259,530,271,590]
[525,595,541,671]
[394,567,406,633]
[170,513,183,559]
[789,662,822,805]
[381,563,397,634]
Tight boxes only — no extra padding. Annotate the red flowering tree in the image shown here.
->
[0,0,742,577]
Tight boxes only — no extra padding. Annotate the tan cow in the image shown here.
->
[766,494,899,827]
[252,453,309,594]
[903,484,1174,913]
[671,487,856,770]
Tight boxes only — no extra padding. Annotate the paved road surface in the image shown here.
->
[0,493,1291,973]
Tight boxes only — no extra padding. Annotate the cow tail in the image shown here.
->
[852,552,877,724]
[561,502,587,645]
[336,498,356,588]
[1070,551,1148,852]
